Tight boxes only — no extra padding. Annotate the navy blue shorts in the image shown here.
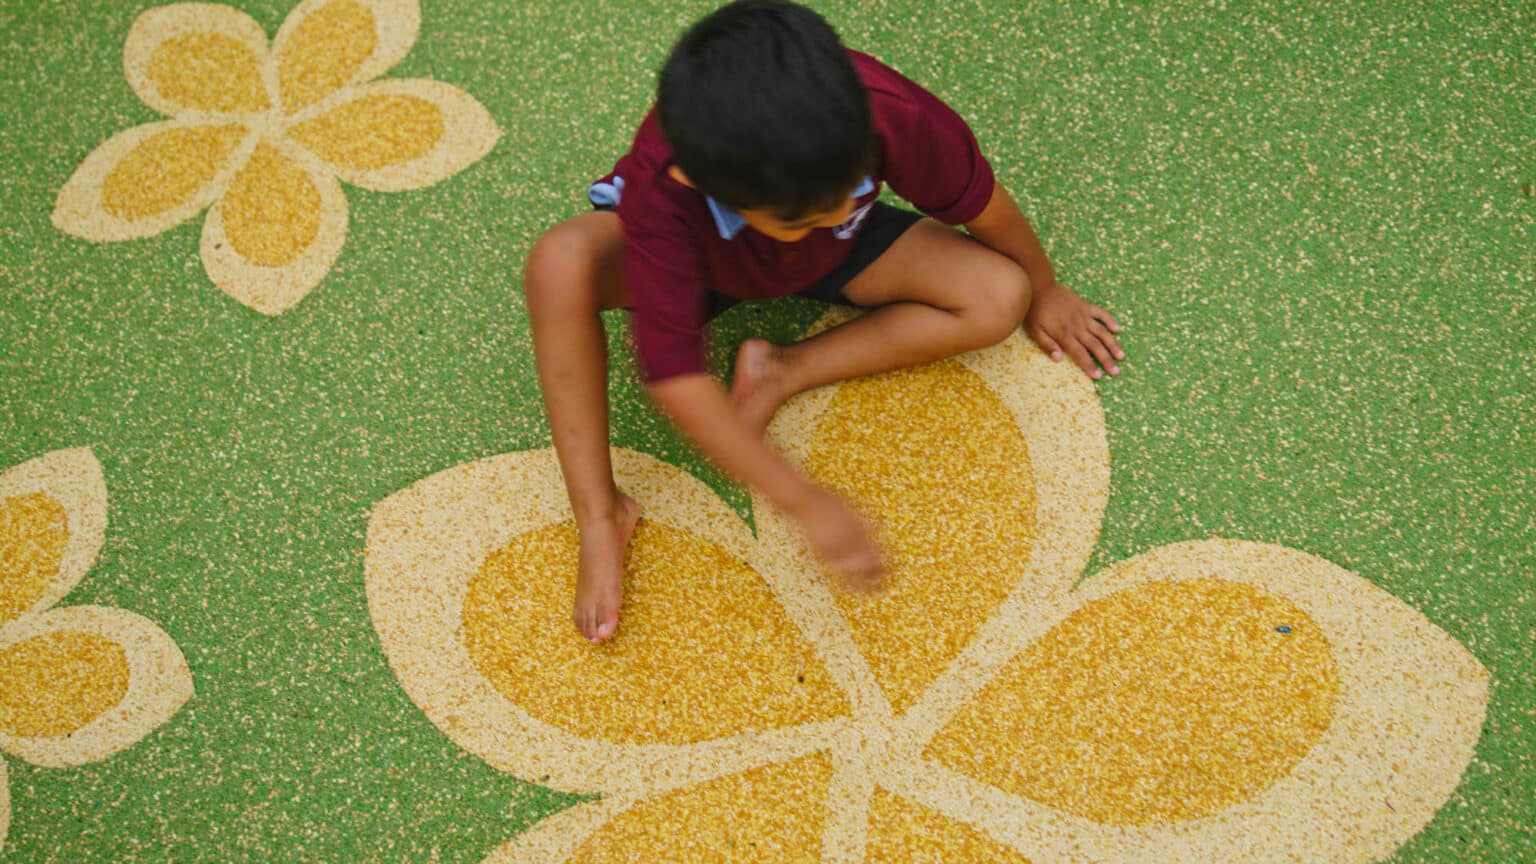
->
[705,202,925,320]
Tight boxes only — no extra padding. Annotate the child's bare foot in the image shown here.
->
[731,338,794,435]
[573,494,640,645]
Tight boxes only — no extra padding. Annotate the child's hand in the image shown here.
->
[790,486,887,594]
[1024,282,1125,380]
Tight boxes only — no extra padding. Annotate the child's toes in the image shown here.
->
[594,616,618,642]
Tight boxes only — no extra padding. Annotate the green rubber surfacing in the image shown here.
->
[0,0,1532,860]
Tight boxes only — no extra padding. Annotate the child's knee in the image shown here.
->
[523,215,625,312]
[972,263,1031,344]
[524,226,592,306]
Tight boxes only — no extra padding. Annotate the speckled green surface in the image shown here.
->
[0,0,1531,861]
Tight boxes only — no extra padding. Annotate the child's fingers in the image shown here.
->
[1028,326,1065,361]
[1063,338,1103,380]
[1085,337,1119,376]
[1091,304,1124,333]
[1090,319,1127,363]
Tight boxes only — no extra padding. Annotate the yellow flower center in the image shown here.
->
[148,33,269,113]
[570,754,833,862]
[806,359,1038,712]
[279,0,379,112]
[287,94,446,170]
[221,143,322,267]
[868,788,1033,861]
[102,125,247,222]
[1,492,69,626]
[0,630,130,738]
[462,519,847,745]
[929,578,1339,824]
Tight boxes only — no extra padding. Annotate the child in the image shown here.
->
[524,0,1124,644]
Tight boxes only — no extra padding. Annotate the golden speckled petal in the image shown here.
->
[488,756,835,864]
[865,788,1032,863]
[366,447,849,797]
[52,120,253,243]
[0,493,68,628]
[570,755,834,863]
[931,577,1340,826]
[0,606,193,769]
[0,630,129,739]
[0,449,108,625]
[802,358,1039,714]
[272,0,420,112]
[462,517,847,746]
[123,4,272,116]
[284,79,499,191]
[200,140,348,315]
[914,541,1487,864]
[755,315,1108,728]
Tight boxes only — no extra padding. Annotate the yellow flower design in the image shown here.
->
[365,314,1487,862]
[0,448,193,847]
[52,0,500,315]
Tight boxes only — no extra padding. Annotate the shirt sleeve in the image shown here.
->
[872,67,997,225]
[622,217,712,384]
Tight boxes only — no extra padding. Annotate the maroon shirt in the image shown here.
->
[592,50,996,382]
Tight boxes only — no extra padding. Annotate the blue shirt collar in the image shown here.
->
[706,176,877,240]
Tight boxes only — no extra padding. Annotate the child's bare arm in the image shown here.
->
[647,374,885,590]
[965,181,1126,379]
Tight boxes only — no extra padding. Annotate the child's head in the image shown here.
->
[658,0,872,240]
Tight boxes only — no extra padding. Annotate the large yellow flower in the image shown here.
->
[0,448,193,848]
[365,315,1487,862]
[52,0,499,315]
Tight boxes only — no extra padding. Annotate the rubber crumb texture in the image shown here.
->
[0,0,1530,862]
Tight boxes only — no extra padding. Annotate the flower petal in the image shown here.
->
[284,78,499,191]
[52,120,253,242]
[200,140,348,315]
[485,754,835,864]
[755,314,1109,718]
[123,3,272,116]
[914,540,1487,863]
[0,605,193,768]
[364,447,849,796]
[272,0,419,112]
[865,787,1032,863]
[0,448,107,627]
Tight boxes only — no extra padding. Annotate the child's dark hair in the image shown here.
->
[657,0,872,220]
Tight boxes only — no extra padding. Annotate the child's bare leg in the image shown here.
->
[732,220,1031,432]
[524,211,637,644]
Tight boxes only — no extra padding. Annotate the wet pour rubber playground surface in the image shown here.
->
[0,1,1532,861]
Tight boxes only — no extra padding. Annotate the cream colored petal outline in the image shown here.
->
[488,679,872,864]
[877,756,1074,861]
[818,723,875,864]
[52,119,256,243]
[282,78,500,191]
[123,3,272,118]
[0,605,193,769]
[896,327,1109,743]
[747,490,894,727]
[0,448,108,619]
[483,797,631,864]
[200,139,348,315]
[271,0,420,101]
[364,446,847,797]
[753,311,1109,738]
[883,540,1488,864]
